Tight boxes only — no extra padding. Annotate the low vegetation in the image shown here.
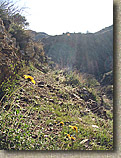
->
[0,64,113,150]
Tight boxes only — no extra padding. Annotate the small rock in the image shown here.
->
[78,117,83,121]
[49,123,53,126]
[80,139,89,145]
[92,125,99,128]
[82,87,87,91]
[49,99,54,103]
[97,142,101,145]
[38,81,45,87]
[72,93,81,99]
[38,81,45,85]
[58,101,63,106]
[44,135,49,138]
[38,85,44,88]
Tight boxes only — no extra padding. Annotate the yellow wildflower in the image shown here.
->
[60,121,64,126]
[23,75,36,84]
[71,136,76,141]
[69,125,78,132]
[31,79,35,84]
[73,126,78,132]
[67,134,71,140]
[66,134,76,141]
[23,75,28,79]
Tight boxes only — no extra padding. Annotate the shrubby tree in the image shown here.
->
[0,0,29,26]
[0,0,30,49]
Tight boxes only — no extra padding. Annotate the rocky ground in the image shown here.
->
[0,65,113,150]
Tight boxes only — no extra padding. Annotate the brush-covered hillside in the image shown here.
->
[42,26,113,76]
[0,1,113,150]
[25,30,50,41]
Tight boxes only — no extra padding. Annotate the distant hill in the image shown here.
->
[26,30,50,41]
[95,25,113,34]
[41,25,113,77]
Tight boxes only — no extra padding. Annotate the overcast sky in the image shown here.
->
[12,0,113,35]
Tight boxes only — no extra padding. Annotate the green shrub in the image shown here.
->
[64,71,81,87]
[9,23,30,49]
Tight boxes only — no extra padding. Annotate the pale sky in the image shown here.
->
[12,0,113,35]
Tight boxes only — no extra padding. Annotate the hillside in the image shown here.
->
[0,1,113,150]
[41,25,113,77]
[0,65,113,150]
[26,30,50,41]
